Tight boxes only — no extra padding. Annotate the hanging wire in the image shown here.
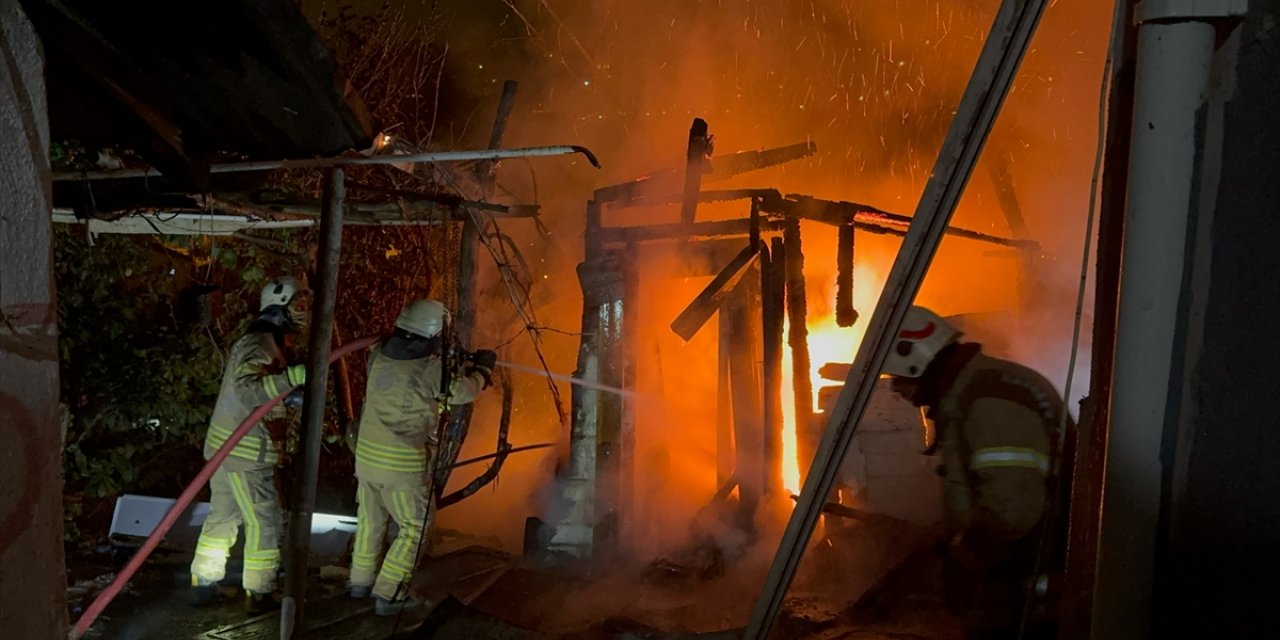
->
[1018,0,1125,637]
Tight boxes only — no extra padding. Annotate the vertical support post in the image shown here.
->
[762,239,787,496]
[1060,2,1137,637]
[835,223,857,327]
[716,304,734,485]
[680,118,710,224]
[1095,2,1234,634]
[0,8,67,634]
[746,0,1051,635]
[281,167,344,636]
[548,201,619,558]
[729,261,765,526]
[618,249,639,549]
[593,256,629,555]
[783,219,815,481]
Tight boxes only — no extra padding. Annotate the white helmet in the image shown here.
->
[260,276,302,310]
[882,306,961,378]
[395,299,449,338]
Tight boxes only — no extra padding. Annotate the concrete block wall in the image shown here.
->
[818,378,942,525]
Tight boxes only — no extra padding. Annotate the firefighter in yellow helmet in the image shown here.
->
[190,277,309,614]
[883,306,1068,640]
[348,299,494,616]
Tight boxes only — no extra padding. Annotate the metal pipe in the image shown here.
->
[280,168,345,638]
[51,145,600,182]
[1094,0,1243,635]
[744,0,1051,636]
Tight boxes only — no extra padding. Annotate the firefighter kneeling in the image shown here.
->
[883,307,1070,640]
[347,299,494,616]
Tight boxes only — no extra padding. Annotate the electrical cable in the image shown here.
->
[1018,0,1125,636]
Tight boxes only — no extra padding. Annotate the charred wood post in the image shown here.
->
[680,118,711,224]
[717,306,734,486]
[783,219,816,480]
[728,260,766,527]
[606,253,640,550]
[836,223,858,326]
[549,200,631,558]
[762,239,787,497]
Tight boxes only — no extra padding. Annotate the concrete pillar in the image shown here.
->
[0,0,68,636]
[1094,1,1244,636]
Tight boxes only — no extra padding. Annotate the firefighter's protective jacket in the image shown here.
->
[933,351,1065,571]
[354,344,485,483]
[202,332,305,467]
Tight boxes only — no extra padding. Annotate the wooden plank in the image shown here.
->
[669,245,760,342]
[717,304,735,485]
[680,118,712,224]
[762,239,787,496]
[705,141,818,182]
[836,224,858,327]
[728,271,765,523]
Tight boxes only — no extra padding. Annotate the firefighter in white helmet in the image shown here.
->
[191,276,309,614]
[347,299,495,616]
[884,306,1068,640]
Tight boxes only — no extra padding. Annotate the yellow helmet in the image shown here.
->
[395,299,449,338]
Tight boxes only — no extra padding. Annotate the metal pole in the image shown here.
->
[743,0,1050,636]
[280,168,344,639]
[1094,1,1243,635]
[50,145,600,182]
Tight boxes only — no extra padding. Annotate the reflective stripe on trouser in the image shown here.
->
[349,476,431,600]
[190,465,282,593]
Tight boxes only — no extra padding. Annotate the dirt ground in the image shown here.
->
[65,520,962,640]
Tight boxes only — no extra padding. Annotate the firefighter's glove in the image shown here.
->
[467,349,497,389]
[283,387,305,409]
[286,364,307,386]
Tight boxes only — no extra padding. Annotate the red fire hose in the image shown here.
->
[69,335,380,640]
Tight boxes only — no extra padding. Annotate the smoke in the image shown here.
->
[320,0,1111,554]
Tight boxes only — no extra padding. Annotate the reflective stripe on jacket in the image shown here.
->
[354,345,484,483]
[935,353,1063,547]
[202,332,300,466]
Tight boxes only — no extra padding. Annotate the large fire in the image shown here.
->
[779,259,882,494]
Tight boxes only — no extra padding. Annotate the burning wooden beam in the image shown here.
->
[599,218,785,245]
[593,138,816,207]
[783,218,816,479]
[727,271,765,525]
[670,244,761,342]
[836,223,859,326]
[706,141,817,182]
[717,306,735,486]
[762,239,787,497]
[680,118,712,224]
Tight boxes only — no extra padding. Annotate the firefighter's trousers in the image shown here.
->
[190,460,282,594]
[349,476,434,600]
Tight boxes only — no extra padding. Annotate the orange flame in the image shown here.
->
[779,260,882,495]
